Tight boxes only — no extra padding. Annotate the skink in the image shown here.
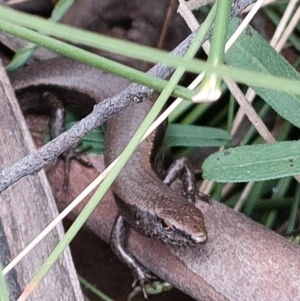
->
[10,57,208,297]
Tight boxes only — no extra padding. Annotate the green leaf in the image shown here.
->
[165,124,230,148]
[225,18,300,128]
[202,141,300,182]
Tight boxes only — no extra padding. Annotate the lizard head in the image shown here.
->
[132,198,207,247]
[153,201,207,246]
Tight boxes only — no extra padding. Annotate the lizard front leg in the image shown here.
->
[110,215,156,299]
[164,157,211,204]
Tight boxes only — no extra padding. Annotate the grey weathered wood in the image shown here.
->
[0,60,84,301]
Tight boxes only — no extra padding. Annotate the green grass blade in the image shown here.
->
[287,184,300,234]
[78,275,114,301]
[0,263,9,301]
[6,0,76,71]
[1,7,300,95]
[198,0,232,98]
[0,18,194,100]
[166,124,231,148]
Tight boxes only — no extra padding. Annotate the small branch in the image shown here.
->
[0,0,257,192]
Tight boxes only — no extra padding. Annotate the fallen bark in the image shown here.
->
[75,190,300,301]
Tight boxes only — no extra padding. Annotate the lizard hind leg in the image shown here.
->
[43,92,93,190]
[110,215,156,299]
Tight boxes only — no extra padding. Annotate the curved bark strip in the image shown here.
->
[167,200,300,301]
[83,195,300,301]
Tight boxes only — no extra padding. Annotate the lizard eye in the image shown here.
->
[161,220,172,232]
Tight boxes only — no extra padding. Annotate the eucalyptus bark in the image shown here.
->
[80,192,300,301]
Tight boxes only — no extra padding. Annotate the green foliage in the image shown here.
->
[226,18,300,128]
[203,141,300,182]
[166,124,230,148]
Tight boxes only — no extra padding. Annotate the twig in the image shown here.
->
[0,0,257,192]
